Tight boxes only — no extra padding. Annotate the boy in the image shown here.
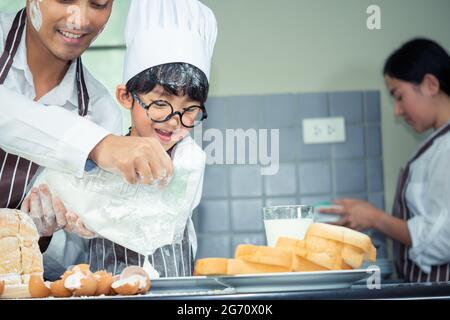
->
[29,0,217,279]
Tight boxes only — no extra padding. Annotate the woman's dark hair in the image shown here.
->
[126,63,209,104]
[383,38,450,96]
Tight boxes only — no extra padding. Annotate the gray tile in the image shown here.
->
[204,97,228,130]
[264,163,297,196]
[299,195,332,207]
[230,166,263,197]
[202,166,228,198]
[297,93,328,119]
[265,197,298,207]
[329,91,364,124]
[364,91,381,123]
[231,199,265,232]
[226,95,265,129]
[203,130,228,165]
[262,94,299,128]
[332,125,365,159]
[367,158,384,192]
[196,235,231,258]
[232,233,267,253]
[368,192,385,211]
[221,128,261,165]
[335,160,367,194]
[334,193,368,201]
[298,162,332,195]
[365,125,382,157]
[278,127,300,161]
[197,200,230,233]
[298,130,332,161]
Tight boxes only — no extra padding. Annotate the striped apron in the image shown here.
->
[0,8,90,209]
[393,122,450,283]
[89,227,194,278]
[87,142,195,278]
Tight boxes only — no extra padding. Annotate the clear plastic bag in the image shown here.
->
[32,136,205,257]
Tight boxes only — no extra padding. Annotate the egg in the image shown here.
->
[64,265,98,297]
[50,279,72,297]
[121,266,151,294]
[111,278,140,296]
[93,270,113,296]
[28,275,51,298]
[0,280,5,297]
[111,266,151,296]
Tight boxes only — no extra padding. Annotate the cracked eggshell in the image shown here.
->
[119,266,151,294]
[50,279,72,297]
[29,274,51,298]
[111,278,140,296]
[64,267,97,297]
[93,270,114,296]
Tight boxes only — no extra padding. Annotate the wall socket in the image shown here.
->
[302,117,346,144]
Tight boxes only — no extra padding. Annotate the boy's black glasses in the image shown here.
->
[131,92,207,128]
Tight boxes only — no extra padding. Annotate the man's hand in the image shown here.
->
[21,184,67,237]
[319,198,384,231]
[89,135,173,185]
[21,184,97,239]
[64,212,97,239]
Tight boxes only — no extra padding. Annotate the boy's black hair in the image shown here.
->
[126,63,209,104]
[384,38,450,96]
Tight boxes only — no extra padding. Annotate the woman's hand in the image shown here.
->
[319,198,384,231]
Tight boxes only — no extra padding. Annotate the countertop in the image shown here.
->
[124,280,450,300]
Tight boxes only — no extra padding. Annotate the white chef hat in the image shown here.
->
[122,0,218,84]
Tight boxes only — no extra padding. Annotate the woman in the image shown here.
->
[321,38,450,283]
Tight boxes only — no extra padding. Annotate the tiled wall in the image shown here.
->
[194,90,389,270]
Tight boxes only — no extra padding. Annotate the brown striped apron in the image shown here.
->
[393,122,450,283]
[0,8,90,209]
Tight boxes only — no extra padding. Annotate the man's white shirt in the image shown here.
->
[0,11,123,178]
[0,11,122,279]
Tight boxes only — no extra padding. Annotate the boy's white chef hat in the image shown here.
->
[123,0,218,84]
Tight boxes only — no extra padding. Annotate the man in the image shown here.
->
[0,0,172,278]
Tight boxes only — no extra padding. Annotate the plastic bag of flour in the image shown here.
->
[32,136,205,256]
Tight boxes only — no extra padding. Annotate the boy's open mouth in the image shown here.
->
[155,129,173,142]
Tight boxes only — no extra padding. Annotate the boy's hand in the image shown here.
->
[89,135,173,185]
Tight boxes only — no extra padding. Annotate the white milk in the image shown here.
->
[264,218,313,247]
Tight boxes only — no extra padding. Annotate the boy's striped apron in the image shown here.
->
[87,143,195,277]
[0,9,90,209]
[392,122,450,282]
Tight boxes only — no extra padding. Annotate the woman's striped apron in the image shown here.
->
[392,122,450,282]
[0,9,90,209]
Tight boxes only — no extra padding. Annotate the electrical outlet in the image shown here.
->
[302,117,346,144]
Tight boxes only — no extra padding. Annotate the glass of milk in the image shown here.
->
[263,205,315,247]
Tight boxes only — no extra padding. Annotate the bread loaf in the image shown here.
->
[0,209,43,285]
[193,258,228,276]
[234,244,292,269]
[193,223,377,276]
